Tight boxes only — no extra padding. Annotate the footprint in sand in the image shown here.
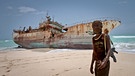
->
[64,69,69,72]
[6,69,11,72]
[64,58,69,59]
[51,69,55,71]
[55,73,59,76]
[78,67,82,69]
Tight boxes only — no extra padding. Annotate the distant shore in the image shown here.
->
[0,48,135,76]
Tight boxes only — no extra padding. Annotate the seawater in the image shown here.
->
[0,40,21,51]
[110,35,135,53]
[0,35,135,53]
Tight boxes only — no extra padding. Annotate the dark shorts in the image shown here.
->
[95,60,110,76]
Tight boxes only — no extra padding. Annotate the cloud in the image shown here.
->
[18,6,37,13]
[35,11,46,15]
[118,1,128,4]
[18,6,46,15]
[7,6,13,10]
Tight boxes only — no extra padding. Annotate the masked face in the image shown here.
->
[92,21,103,34]
[93,27,102,34]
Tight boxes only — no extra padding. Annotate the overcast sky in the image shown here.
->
[0,0,135,40]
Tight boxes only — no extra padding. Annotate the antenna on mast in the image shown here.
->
[52,15,55,21]
[46,10,49,17]
[45,10,51,23]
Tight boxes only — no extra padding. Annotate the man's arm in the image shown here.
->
[90,53,95,74]
[90,38,95,74]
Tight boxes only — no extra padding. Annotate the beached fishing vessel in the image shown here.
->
[13,15,121,49]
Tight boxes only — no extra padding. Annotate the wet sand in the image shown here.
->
[0,48,135,76]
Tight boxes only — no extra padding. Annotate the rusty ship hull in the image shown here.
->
[13,16,121,49]
[13,33,93,49]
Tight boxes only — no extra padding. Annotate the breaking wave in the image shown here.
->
[112,36,135,38]
[111,35,135,53]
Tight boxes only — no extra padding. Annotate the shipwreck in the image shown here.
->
[13,15,121,49]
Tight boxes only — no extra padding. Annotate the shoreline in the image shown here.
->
[0,48,135,76]
[1,47,135,55]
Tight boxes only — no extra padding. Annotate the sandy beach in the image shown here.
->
[0,48,135,76]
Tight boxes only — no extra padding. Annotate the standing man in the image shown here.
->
[90,21,111,76]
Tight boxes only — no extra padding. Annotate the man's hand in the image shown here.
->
[90,66,94,74]
[98,61,107,69]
